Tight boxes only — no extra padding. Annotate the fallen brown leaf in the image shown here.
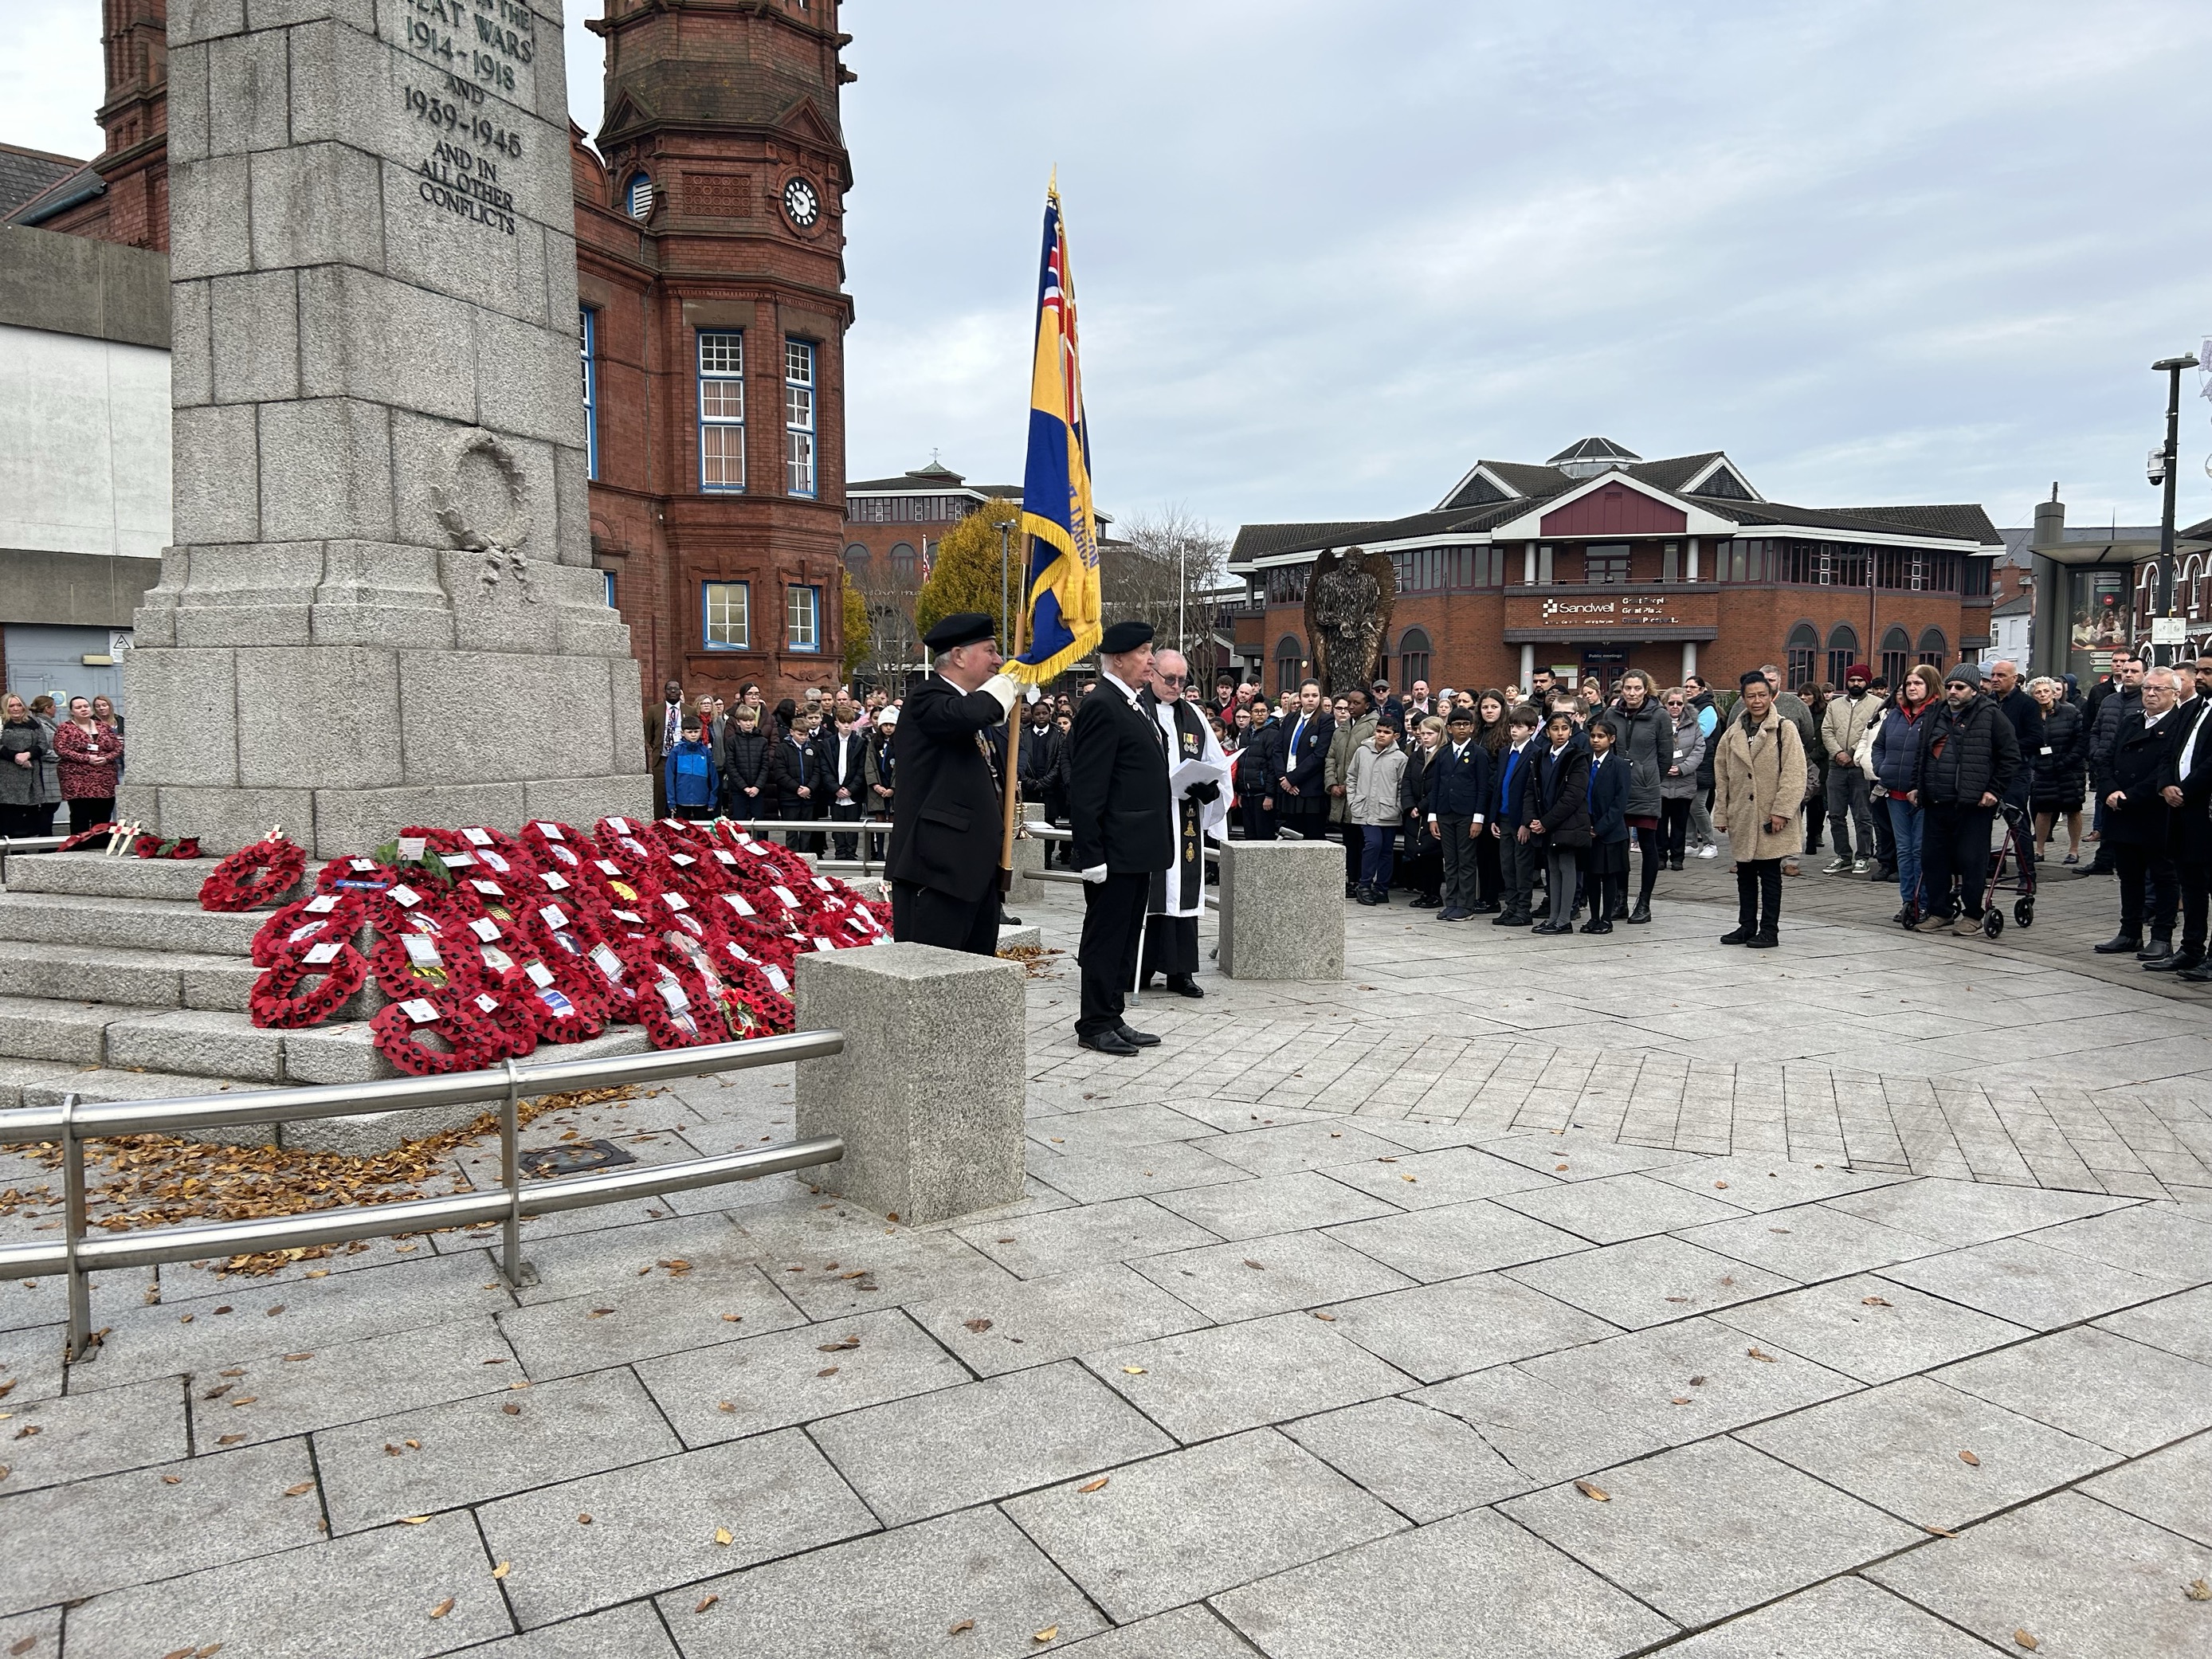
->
[1959,1450,1981,1467]
[1924,1524,1959,1537]
[1670,1396,1692,1405]
[399,1515,430,1524]
[695,1595,720,1614]
[283,1352,312,1363]
[163,1473,183,1484]
[817,1335,861,1351]
[947,1618,975,1634]
[1745,1347,1776,1363]
[492,1561,510,1580]
[717,1401,736,1413]
[10,1638,33,1657]
[1862,1296,1892,1307]
[713,1526,734,1546]
[502,1402,521,1416]
[1688,1375,1707,1386]
[1033,1628,1058,1645]
[2014,1632,2037,1652]
[283,1480,316,1496]
[720,1313,743,1324]
[1077,1477,1108,1493]
[577,1513,592,1524]
[2184,1578,2211,1601]
[964,1318,994,1333]
[1714,1181,1728,1190]
[1242,1259,1265,1270]
[1121,1365,1147,1375]
[216,1433,244,1446]
[428,1598,454,1620]
[1574,1480,1610,1502]
[1312,1311,1337,1322]
[817,1367,839,1377]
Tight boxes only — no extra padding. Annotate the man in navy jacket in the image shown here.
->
[1424,705,1491,921]
[1489,704,1543,926]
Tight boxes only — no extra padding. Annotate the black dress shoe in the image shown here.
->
[1745,931,1779,949]
[1117,1026,1161,1046]
[2179,961,2212,982]
[1493,912,1530,927]
[1719,926,1755,944]
[1080,1030,1139,1056]
[1166,975,1205,999]
[1473,900,1501,914]
[2138,938,2175,962]
[2143,951,2200,972]
[2093,933,2142,955]
[1579,918,1613,935]
[1626,900,1651,924]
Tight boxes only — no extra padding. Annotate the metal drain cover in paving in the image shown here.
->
[519,1139,638,1179]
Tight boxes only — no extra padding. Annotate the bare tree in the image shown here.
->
[1107,505,1230,662]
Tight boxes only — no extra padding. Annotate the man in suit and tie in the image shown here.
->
[2152,664,2212,978]
[1425,704,1491,921]
[1274,679,1334,841]
[1069,620,1175,1055]
[886,612,1021,954]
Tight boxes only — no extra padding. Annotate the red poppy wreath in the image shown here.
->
[199,836,308,912]
[250,943,368,1028]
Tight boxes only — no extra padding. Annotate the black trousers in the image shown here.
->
[1340,823,1362,889]
[2112,842,2179,941]
[1661,798,1692,861]
[1630,822,1662,903]
[890,880,1000,955]
[1473,826,1502,905]
[1238,794,1277,842]
[1140,912,1199,979]
[827,800,863,861]
[1437,814,1480,910]
[1498,829,1535,916]
[1078,872,1151,1037]
[1920,802,1995,920]
[1735,857,1783,934]
[2175,849,2209,954]
[68,798,114,835]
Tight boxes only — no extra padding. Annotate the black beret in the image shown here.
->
[923,612,995,651]
[1099,620,1155,654]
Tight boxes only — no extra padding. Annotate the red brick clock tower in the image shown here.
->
[576,0,857,706]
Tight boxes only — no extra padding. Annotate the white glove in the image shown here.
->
[1080,863,1108,884]
[980,674,1019,717]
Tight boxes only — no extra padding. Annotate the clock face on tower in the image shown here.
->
[782,176,821,229]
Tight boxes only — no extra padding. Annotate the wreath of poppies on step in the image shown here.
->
[315,854,396,898]
[131,833,202,861]
[53,822,118,853]
[369,994,504,1076]
[250,892,367,968]
[712,947,794,1033]
[368,912,488,1002]
[251,943,369,1029]
[460,986,541,1061]
[199,836,309,912]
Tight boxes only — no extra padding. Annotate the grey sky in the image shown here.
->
[9,1,2210,535]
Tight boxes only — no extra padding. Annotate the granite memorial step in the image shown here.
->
[0,939,263,1012]
[280,1019,651,1087]
[0,852,278,906]
[0,892,265,956]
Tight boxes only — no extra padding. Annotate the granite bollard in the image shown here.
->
[1218,838,1344,981]
[794,942,1026,1225]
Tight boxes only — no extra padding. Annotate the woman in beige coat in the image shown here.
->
[1712,671,1808,947]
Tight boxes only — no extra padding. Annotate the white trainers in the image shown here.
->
[1696,845,1717,860]
[1851,857,1872,874]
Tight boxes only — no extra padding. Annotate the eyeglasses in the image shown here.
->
[1157,673,1188,685]
[1945,682,1971,692]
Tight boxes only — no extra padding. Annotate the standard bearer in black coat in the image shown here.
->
[1067,620,1176,1053]
[886,611,1020,955]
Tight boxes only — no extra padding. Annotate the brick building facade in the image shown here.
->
[1229,438,2002,697]
[11,0,856,711]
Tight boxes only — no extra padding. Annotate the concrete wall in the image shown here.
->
[0,226,171,626]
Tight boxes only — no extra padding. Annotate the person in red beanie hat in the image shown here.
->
[1819,664,1883,873]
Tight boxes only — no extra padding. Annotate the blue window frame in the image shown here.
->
[578,308,599,480]
[601,569,616,609]
[783,338,816,497]
[786,583,820,652]
[626,173,653,219]
[697,331,744,493]
[704,581,751,649]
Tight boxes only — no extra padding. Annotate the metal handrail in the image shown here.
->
[0,1034,846,1364]
[716,818,891,874]
[1022,821,1222,862]
[0,835,66,857]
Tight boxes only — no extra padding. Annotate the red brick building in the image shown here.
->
[1229,438,2002,697]
[11,0,856,708]
[841,461,1020,679]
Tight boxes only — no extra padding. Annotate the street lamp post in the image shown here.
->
[2151,352,2200,665]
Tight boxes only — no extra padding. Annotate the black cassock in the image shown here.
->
[1141,695,1224,979]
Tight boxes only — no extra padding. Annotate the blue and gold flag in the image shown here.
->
[1010,181,1101,682]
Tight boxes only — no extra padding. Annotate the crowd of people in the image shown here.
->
[649,640,2212,978]
[0,692,125,838]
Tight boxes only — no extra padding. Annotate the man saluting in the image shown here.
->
[1069,621,1175,1054]
[886,612,1020,954]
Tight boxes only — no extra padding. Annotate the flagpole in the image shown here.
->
[999,535,1030,893]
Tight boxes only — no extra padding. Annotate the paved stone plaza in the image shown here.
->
[1,857,2209,1657]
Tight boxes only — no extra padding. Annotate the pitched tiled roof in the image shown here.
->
[1626,452,1724,492]
[1825,504,2003,544]
[0,144,83,218]
[1230,521,1379,562]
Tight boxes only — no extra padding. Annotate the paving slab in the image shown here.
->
[1869,1490,2212,1658]
[1211,1504,1680,1659]
[477,1429,877,1628]
[1644,1152,1909,1210]
[1317,1271,1619,1384]
[1504,1436,1921,1628]
[2096,1283,2212,1365]
[1151,1168,1399,1241]
[955,1196,1222,1280]
[1322,1198,1592,1282]
[1505,1234,1796,1330]
[1057,1604,1262,1657]
[1316,1144,1562,1209]
[1934,1325,2212,1454]
[667,1505,1107,1659]
[1493,1171,1751,1243]
[1410,1363,1670,1485]
[905,1261,1211,1378]
[1653,1573,2014,1657]
[186,1315,518,1448]
[2077,1429,2212,1547]
[449,1602,679,1658]
[61,1511,512,1659]
[1827,1180,2133,1246]
[1515,1316,1861,1447]
[0,1437,321,1615]
[2029,1200,2212,1281]
[495,1263,805,1377]
[1280,1394,1532,1520]
[1877,1233,2188,1330]
[1002,1428,1406,1623]
[0,1370,184,1492]
[810,1359,1175,1525]
[1480,1131,1702,1181]
[0,1610,57,1659]
[1712,1273,2035,1384]
[312,1366,683,1534]
[1739,1374,2115,1530]
[1088,1311,1414,1443]
[1194,1120,1410,1176]
[1673,1203,1941,1282]
[1131,1230,1412,1322]
[634,1306,968,1445]
[1028,1135,1253,1204]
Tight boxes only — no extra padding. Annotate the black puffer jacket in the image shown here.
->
[1234,720,1281,794]
[1912,695,2020,806]
[2089,684,2139,796]
[2027,700,2086,809]
[719,727,771,806]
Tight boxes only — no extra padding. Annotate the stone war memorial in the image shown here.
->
[124,0,648,853]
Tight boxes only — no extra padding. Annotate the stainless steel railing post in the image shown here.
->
[498,1057,536,1290]
[61,1092,93,1365]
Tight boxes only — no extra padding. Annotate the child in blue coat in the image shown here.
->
[664,716,719,821]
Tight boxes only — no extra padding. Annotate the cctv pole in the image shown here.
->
[2152,353,2199,666]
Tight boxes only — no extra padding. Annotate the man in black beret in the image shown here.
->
[1068,620,1175,1054]
[885,612,1020,954]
